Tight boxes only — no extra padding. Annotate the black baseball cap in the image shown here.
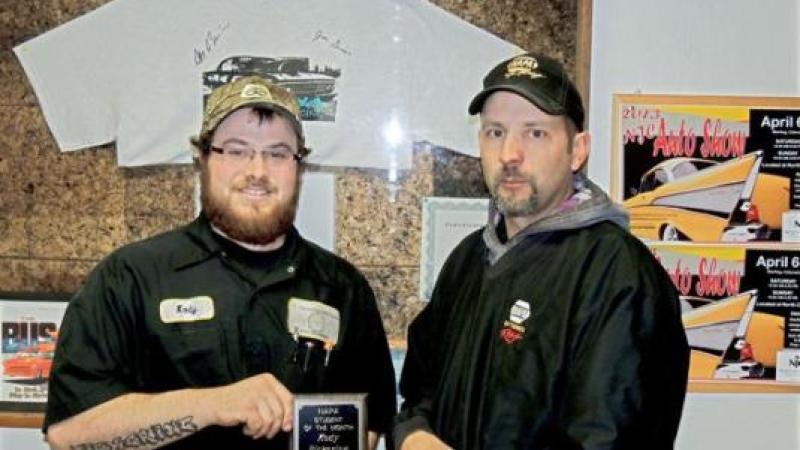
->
[468,53,585,131]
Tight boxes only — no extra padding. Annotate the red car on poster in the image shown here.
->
[2,340,56,382]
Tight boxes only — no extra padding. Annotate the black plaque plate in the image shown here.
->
[293,393,366,450]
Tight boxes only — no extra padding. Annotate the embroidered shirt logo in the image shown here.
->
[500,299,531,344]
[509,299,531,324]
[287,298,340,345]
[159,296,215,323]
[505,55,545,80]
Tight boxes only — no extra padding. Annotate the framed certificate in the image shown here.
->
[419,197,490,301]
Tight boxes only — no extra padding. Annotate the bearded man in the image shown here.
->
[44,76,396,450]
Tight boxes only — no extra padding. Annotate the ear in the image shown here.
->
[191,148,204,172]
[570,131,590,173]
[189,137,205,171]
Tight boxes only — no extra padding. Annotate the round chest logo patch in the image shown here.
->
[500,299,531,345]
[509,299,531,324]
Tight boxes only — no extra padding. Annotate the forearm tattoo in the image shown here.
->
[69,416,199,450]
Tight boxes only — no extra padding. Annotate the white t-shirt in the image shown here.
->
[14,0,519,169]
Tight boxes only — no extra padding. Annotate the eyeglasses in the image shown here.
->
[209,144,310,167]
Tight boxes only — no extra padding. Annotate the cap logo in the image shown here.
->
[505,56,545,80]
[241,83,272,100]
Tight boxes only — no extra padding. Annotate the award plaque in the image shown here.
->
[293,393,366,450]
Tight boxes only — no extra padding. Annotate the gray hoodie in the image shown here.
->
[483,173,629,265]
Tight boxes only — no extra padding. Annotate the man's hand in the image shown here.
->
[400,430,453,450]
[205,373,294,439]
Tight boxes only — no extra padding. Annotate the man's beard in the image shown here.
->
[201,169,300,245]
[488,165,539,218]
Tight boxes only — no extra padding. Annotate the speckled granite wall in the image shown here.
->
[0,0,579,341]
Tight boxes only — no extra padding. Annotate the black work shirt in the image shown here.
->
[45,215,396,449]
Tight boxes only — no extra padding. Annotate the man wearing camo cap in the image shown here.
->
[44,76,396,450]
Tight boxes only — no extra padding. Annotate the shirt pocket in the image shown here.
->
[150,322,232,387]
[272,336,334,393]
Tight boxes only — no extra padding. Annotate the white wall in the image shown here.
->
[591,2,800,449]
[590,0,799,190]
[677,393,800,450]
[0,428,46,450]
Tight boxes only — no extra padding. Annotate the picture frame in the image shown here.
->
[419,197,490,302]
[611,93,800,244]
[0,292,70,415]
[610,94,800,393]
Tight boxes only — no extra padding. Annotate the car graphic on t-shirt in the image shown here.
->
[203,56,341,121]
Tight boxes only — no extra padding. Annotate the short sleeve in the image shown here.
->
[44,255,138,430]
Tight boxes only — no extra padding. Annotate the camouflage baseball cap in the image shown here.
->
[200,75,303,139]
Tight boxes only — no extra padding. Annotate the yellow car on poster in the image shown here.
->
[624,151,790,242]
[682,289,785,379]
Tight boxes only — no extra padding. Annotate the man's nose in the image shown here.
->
[243,152,271,178]
[499,135,524,164]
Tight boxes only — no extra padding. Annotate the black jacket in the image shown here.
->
[394,177,689,449]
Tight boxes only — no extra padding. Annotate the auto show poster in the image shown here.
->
[0,295,68,410]
[612,94,800,243]
[649,243,800,381]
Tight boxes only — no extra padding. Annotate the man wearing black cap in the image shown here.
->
[43,76,396,450]
[393,54,689,449]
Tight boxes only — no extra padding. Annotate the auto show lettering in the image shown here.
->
[621,105,746,158]
[653,252,741,297]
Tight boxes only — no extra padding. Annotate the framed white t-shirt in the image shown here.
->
[14,0,519,169]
